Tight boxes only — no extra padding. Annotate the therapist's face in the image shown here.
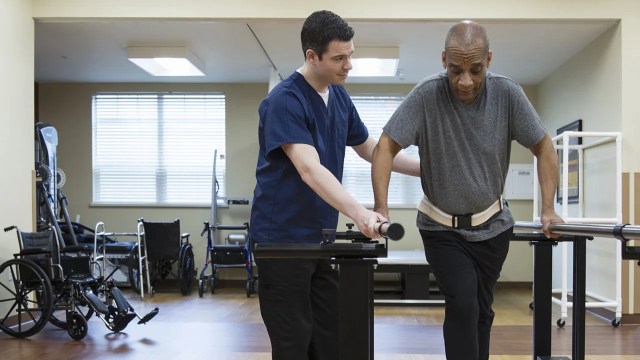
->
[308,40,354,85]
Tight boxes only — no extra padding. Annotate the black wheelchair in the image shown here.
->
[128,219,196,297]
[0,225,158,340]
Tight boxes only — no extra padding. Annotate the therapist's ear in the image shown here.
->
[306,49,318,63]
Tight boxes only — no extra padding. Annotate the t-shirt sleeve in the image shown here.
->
[383,85,425,149]
[346,102,369,146]
[509,82,547,148]
[263,90,314,155]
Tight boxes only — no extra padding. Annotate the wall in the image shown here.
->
[0,3,35,252]
[0,0,34,317]
[537,25,623,302]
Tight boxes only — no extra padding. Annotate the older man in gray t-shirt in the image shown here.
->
[372,21,563,360]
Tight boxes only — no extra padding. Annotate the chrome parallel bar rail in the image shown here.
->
[515,221,640,240]
[515,221,640,262]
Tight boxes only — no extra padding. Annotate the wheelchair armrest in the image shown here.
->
[62,245,93,253]
[19,247,50,255]
[181,232,190,243]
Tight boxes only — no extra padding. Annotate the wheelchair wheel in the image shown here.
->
[47,287,94,329]
[246,279,252,297]
[0,259,53,338]
[67,311,88,340]
[179,245,195,295]
[128,244,146,295]
[210,273,217,294]
[198,277,205,297]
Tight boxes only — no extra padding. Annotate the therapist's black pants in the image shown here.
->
[256,258,339,360]
[420,227,512,360]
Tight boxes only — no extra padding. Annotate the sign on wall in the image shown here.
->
[504,163,534,200]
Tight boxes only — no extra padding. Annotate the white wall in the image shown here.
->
[0,2,34,254]
[0,0,34,315]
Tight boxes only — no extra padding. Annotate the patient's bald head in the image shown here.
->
[445,20,489,55]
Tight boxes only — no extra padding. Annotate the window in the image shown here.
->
[92,93,225,206]
[343,95,421,207]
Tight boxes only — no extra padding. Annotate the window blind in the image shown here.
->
[344,95,422,207]
[92,93,225,206]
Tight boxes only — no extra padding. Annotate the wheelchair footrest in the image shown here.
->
[113,313,137,332]
[83,291,110,315]
[138,307,159,325]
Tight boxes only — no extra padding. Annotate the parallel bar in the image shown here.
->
[514,221,640,240]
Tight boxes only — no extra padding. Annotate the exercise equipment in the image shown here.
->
[513,221,639,360]
[253,222,403,360]
[0,225,158,340]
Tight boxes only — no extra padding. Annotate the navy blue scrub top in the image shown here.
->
[249,71,369,244]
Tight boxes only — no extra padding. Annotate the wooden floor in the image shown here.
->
[1,284,638,360]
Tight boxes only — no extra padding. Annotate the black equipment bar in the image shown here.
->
[252,222,404,360]
[252,241,387,259]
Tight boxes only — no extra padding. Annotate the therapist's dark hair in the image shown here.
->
[301,10,354,60]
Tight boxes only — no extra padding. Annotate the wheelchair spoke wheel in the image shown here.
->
[179,246,195,295]
[0,259,53,338]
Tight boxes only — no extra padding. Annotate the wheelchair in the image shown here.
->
[129,219,196,297]
[0,225,158,340]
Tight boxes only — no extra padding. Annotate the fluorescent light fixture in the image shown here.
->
[350,46,399,77]
[127,46,205,76]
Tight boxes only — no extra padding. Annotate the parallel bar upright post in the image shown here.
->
[572,236,587,360]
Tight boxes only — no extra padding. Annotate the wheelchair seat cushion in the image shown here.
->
[98,241,137,254]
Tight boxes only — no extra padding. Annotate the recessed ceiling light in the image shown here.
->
[127,46,205,76]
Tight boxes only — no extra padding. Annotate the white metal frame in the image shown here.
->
[93,222,147,298]
[533,131,623,326]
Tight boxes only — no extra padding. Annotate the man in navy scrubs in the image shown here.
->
[249,10,419,360]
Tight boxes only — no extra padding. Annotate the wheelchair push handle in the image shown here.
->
[4,225,17,232]
[201,221,210,236]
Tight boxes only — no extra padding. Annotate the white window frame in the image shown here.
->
[344,94,422,207]
[92,92,226,206]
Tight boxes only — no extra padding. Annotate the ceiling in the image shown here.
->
[34,19,616,86]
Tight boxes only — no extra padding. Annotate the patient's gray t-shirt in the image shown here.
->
[383,72,547,241]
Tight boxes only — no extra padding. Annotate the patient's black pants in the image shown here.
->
[420,227,512,360]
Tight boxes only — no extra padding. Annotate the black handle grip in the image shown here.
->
[377,222,404,241]
[328,222,405,241]
[4,225,16,232]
